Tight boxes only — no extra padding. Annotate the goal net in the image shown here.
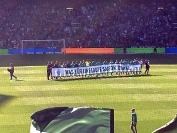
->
[21,39,65,55]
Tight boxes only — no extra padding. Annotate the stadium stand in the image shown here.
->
[0,0,177,49]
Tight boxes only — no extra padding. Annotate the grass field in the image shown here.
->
[0,65,177,133]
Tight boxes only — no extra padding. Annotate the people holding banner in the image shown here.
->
[85,60,89,67]
[78,61,83,77]
[70,61,75,68]
[50,58,149,80]
[80,60,86,77]
[103,59,108,76]
[69,61,75,77]
[78,61,82,67]
[85,60,90,77]
[74,61,79,67]
[109,60,114,76]
[66,61,71,68]
[53,61,59,79]
[95,59,102,77]
[54,61,58,68]
[133,58,139,75]
[115,60,119,76]
[58,62,62,78]
[74,61,79,78]
[81,60,86,67]
[62,62,66,68]
[90,60,96,77]
[118,59,123,75]
[124,59,130,75]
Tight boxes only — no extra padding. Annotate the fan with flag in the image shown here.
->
[30,106,114,133]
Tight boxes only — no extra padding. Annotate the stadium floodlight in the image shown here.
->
[158,7,164,10]
[21,39,65,55]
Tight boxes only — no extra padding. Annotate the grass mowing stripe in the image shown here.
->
[22,96,85,105]
[2,101,177,114]
[15,85,68,91]
[0,114,30,125]
[19,89,177,97]
[21,94,177,106]
[0,125,30,133]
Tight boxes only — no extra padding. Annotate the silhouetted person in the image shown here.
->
[47,61,51,80]
[7,63,17,80]
[145,60,150,75]
[123,47,127,54]
[153,47,157,53]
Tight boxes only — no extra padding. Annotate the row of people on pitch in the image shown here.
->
[48,59,143,69]
[47,59,145,80]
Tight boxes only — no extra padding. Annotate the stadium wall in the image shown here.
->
[0,54,177,67]
[5,48,172,54]
[165,48,177,53]
[64,48,165,54]
[8,48,62,54]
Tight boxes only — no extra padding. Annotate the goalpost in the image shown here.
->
[21,39,65,55]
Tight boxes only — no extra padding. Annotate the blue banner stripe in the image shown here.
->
[8,48,62,54]
[165,48,177,53]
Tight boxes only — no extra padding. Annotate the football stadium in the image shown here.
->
[0,0,177,133]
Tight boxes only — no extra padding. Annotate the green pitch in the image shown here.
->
[0,65,177,133]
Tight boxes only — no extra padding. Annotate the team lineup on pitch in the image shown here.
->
[46,58,150,80]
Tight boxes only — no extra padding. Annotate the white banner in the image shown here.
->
[52,64,141,77]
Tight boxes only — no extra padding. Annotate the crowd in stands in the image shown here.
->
[0,0,177,49]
